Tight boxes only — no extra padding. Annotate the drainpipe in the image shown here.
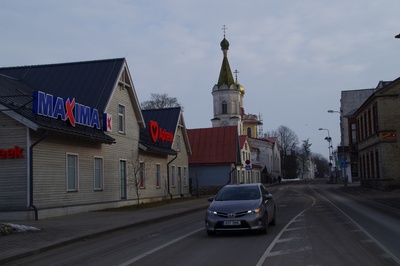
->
[29,132,47,220]
[167,154,178,199]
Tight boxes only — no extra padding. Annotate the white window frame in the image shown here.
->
[176,134,181,151]
[118,104,126,133]
[183,167,188,187]
[94,156,104,190]
[66,153,79,191]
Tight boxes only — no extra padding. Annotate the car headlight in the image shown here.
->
[247,208,261,214]
[207,209,217,215]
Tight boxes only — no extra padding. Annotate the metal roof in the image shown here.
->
[0,58,125,111]
[139,107,182,154]
[187,126,240,165]
[0,58,128,144]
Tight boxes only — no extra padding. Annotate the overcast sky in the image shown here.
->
[2,0,400,159]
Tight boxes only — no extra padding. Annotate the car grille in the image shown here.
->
[216,211,248,218]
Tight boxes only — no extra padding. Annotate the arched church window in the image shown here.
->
[222,101,227,114]
[247,127,252,137]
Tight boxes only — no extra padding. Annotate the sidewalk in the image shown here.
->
[0,197,210,264]
[331,181,400,212]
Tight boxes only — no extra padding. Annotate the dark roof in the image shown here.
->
[187,126,240,165]
[0,58,125,111]
[0,58,127,144]
[139,107,182,155]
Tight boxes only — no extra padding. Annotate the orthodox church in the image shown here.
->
[211,30,263,138]
[188,29,281,194]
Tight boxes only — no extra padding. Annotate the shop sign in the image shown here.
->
[0,146,23,159]
[149,120,174,143]
[381,132,397,141]
[32,91,112,132]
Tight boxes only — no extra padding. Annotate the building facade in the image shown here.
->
[350,78,400,190]
[0,58,190,220]
[340,87,378,182]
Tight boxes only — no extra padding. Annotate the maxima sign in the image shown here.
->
[32,91,112,132]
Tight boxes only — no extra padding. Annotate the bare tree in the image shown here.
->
[299,139,312,179]
[268,125,299,155]
[313,153,329,178]
[141,93,183,110]
[128,151,151,206]
[268,125,299,179]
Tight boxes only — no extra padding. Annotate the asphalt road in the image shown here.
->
[5,182,400,266]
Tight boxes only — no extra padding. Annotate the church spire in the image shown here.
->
[217,25,235,87]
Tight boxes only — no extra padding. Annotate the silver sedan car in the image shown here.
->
[205,183,276,235]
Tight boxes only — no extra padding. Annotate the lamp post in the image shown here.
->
[328,109,347,186]
[318,128,333,179]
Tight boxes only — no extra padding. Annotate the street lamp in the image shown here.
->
[327,109,347,186]
[318,128,333,179]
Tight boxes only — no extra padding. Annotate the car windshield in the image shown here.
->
[215,186,261,201]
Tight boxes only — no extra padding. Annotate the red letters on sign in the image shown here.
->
[0,146,24,159]
[148,120,174,143]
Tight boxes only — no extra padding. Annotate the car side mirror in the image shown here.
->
[207,197,214,202]
[264,194,273,200]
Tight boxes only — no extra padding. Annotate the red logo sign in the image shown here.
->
[149,120,174,143]
[0,146,24,159]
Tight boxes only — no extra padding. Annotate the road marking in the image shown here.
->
[285,226,307,231]
[256,190,316,266]
[118,228,203,266]
[267,246,313,257]
[276,236,307,243]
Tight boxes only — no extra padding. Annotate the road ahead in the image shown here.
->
[6,181,400,266]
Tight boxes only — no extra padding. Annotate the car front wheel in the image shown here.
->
[269,207,276,226]
[259,214,268,234]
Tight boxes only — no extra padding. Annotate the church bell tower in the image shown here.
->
[211,25,244,135]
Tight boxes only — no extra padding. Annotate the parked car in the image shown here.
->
[205,183,276,235]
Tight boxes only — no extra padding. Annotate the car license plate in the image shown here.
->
[223,220,241,226]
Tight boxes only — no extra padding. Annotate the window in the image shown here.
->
[139,162,145,188]
[118,104,125,133]
[367,108,372,137]
[247,127,251,137]
[178,166,182,189]
[350,123,357,144]
[375,150,380,179]
[373,103,379,133]
[176,135,181,151]
[120,160,127,199]
[94,157,103,190]
[183,167,188,186]
[67,153,78,191]
[171,165,176,187]
[222,101,227,114]
[156,164,161,188]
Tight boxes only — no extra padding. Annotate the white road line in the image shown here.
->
[118,228,203,266]
[256,191,316,266]
[311,188,400,265]
[267,246,313,257]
